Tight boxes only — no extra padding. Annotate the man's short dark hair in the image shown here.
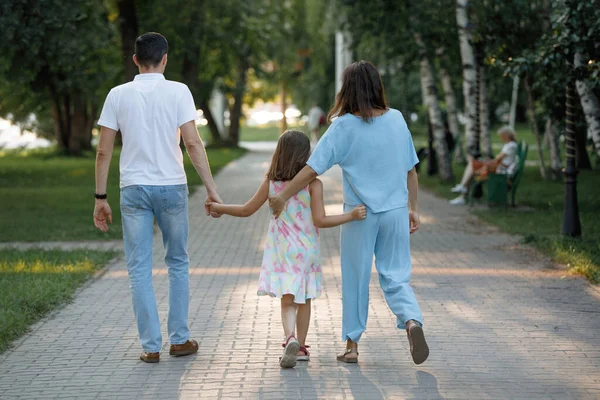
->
[134,32,168,67]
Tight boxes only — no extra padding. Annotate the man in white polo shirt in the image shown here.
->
[93,32,222,363]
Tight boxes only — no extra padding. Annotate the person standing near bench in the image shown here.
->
[93,32,222,363]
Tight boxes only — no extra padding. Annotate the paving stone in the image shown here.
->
[0,150,598,399]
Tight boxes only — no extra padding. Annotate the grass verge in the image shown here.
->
[419,161,600,284]
[0,248,117,353]
[0,147,247,242]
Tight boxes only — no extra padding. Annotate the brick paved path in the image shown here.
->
[1,150,599,400]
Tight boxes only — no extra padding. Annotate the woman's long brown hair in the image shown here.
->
[328,60,388,123]
[267,130,311,181]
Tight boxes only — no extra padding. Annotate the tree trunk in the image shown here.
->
[561,82,581,237]
[198,99,222,144]
[575,116,592,170]
[438,48,466,164]
[479,65,492,158]
[181,41,222,145]
[48,86,68,150]
[69,92,87,156]
[117,0,139,82]
[415,33,453,182]
[509,76,520,130]
[281,81,288,133]
[456,0,478,156]
[545,117,562,180]
[523,76,547,179]
[228,59,249,147]
[574,52,600,159]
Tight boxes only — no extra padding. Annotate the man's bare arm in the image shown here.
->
[93,127,117,232]
[180,121,222,215]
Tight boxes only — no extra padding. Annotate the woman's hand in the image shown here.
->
[269,195,286,218]
[351,205,367,221]
[409,210,420,234]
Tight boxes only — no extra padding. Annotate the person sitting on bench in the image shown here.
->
[449,126,518,205]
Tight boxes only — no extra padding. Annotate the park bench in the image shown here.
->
[468,141,528,207]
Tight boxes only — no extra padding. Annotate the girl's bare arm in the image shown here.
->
[309,179,366,228]
[209,179,269,217]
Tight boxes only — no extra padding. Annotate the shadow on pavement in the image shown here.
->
[342,364,385,400]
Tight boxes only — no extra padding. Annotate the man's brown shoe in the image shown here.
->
[140,352,160,363]
[169,339,199,357]
[406,320,429,365]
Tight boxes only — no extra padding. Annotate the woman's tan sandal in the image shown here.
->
[336,348,359,363]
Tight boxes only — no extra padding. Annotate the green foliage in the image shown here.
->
[0,249,116,353]
[0,0,120,144]
[341,0,462,115]
[0,147,246,242]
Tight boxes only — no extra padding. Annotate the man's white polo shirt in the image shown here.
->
[98,73,197,188]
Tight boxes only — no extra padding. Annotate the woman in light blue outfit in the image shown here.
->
[269,61,429,365]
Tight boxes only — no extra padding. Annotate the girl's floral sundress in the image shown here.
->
[257,181,322,304]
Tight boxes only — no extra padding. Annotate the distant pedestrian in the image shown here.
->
[307,103,325,143]
[207,130,366,368]
[269,61,429,365]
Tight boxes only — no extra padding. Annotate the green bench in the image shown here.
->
[468,141,528,207]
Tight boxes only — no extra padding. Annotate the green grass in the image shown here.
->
[0,146,247,242]
[0,248,116,353]
[419,161,600,284]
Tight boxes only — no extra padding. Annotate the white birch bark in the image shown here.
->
[479,66,492,158]
[545,117,562,179]
[509,76,520,130]
[524,77,548,179]
[414,33,453,181]
[574,52,600,158]
[438,48,466,163]
[456,0,477,155]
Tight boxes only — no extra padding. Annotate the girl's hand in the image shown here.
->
[409,210,420,234]
[351,205,367,221]
[207,202,223,218]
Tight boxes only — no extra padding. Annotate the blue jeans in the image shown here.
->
[340,205,423,342]
[120,184,190,352]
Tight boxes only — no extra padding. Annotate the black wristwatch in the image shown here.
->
[94,193,108,200]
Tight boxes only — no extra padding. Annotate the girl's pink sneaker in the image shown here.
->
[279,335,300,368]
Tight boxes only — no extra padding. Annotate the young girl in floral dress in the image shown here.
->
[208,130,366,368]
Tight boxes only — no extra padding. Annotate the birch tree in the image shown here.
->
[456,0,478,157]
[574,52,600,158]
[437,47,466,163]
[414,33,454,181]
[545,117,562,179]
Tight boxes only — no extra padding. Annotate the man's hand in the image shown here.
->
[205,191,223,218]
[93,200,113,232]
[409,210,420,234]
[268,195,285,219]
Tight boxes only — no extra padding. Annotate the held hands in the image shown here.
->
[409,210,420,234]
[93,200,112,232]
[206,201,223,216]
[205,190,223,218]
[351,205,367,221]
